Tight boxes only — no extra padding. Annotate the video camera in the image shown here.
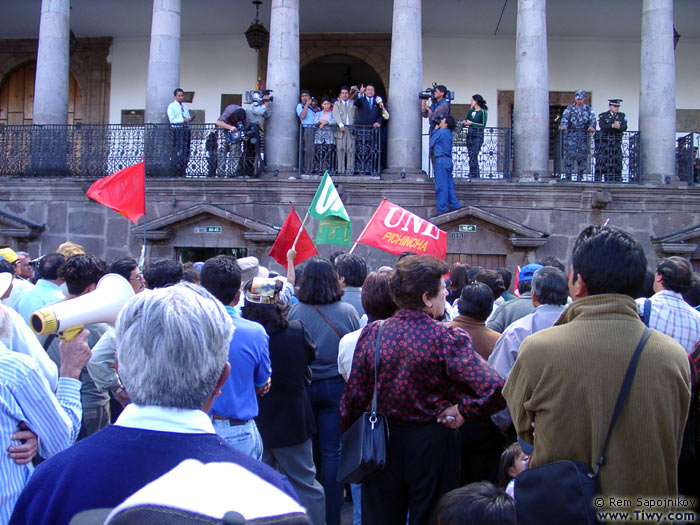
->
[419,82,455,103]
[245,89,273,106]
[226,121,258,144]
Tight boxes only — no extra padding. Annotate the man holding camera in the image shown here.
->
[216,101,266,178]
[297,90,316,174]
[333,86,356,174]
[167,88,192,177]
[421,84,451,130]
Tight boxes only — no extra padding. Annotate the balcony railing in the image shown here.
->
[298,124,382,177]
[424,127,512,181]
[553,130,641,183]
[0,123,264,178]
[676,132,699,186]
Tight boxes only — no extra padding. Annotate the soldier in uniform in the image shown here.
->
[596,99,628,182]
[559,89,596,180]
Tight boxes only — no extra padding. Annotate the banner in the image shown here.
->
[268,204,318,269]
[86,161,145,223]
[356,200,447,259]
[308,171,352,246]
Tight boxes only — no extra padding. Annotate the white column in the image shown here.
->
[264,0,300,176]
[33,0,70,125]
[384,0,424,179]
[145,0,181,124]
[513,0,549,178]
[639,0,676,183]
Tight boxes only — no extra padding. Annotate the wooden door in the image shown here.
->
[0,62,81,124]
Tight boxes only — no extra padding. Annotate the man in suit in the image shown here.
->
[332,86,356,174]
[354,84,383,174]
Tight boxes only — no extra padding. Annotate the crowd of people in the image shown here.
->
[1,225,700,524]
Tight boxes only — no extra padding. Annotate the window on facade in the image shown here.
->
[445,253,506,269]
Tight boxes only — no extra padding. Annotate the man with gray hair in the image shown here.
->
[11,283,298,524]
[488,266,569,428]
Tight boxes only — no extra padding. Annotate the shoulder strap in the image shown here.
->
[311,305,342,339]
[370,321,385,416]
[594,327,652,477]
[642,299,652,326]
[43,333,56,351]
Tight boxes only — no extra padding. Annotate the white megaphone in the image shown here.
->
[30,273,135,340]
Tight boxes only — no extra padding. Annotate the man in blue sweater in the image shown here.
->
[10,283,298,525]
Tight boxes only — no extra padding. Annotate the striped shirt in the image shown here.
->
[636,290,700,354]
[0,342,81,524]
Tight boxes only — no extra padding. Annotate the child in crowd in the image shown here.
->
[498,442,530,499]
[435,481,515,525]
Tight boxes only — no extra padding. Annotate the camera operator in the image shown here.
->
[421,84,451,134]
[297,90,316,174]
[246,93,272,130]
[215,105,256,177]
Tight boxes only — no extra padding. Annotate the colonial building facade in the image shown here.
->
[1,0,699,272]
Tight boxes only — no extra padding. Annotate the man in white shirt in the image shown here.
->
[332,86,356,174]
[167,88,192,176]
[0,249,33,310]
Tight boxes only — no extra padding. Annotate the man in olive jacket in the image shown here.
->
[504,226,690,499]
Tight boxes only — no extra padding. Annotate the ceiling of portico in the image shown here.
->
[2,0,699,41]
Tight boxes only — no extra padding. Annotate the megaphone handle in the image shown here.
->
[60,325,85,342]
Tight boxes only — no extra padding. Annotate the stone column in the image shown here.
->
[33,0,70,125]
[264,0,300,177]
[639,0,676,183]
[145,0,181,123]
[384,0,424,179]
[513,0,550,179]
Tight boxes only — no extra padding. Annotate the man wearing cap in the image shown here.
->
[559,90,596,181]
[0,248,33,310]
[596,99,628,182]
[486,263,543,333]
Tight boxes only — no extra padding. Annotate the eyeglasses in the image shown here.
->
[130,274,145,283]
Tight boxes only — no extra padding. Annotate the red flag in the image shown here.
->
[356,200,447,259]
[268,204,318,269]
[86,161,145,223]
[512,265,522,297]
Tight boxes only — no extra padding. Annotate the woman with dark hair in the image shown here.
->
[337,269,397,525]
[340,255,505,525]
[463,94,488,178]
[447,262,469,306]
[241,278,326,525]
[288,257,360,525]
[314,96,336,173]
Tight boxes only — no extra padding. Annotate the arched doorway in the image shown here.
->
[0,62,82,125]
[300,54,386,102]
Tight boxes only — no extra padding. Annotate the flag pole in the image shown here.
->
[291,211,310,250]
[349,198,386,255]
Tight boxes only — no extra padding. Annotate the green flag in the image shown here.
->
[308,171,352,246]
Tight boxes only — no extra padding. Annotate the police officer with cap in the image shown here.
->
[559,89,596,181]
[596,99,628,182]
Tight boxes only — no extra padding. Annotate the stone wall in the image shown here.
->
[2,176,699,274]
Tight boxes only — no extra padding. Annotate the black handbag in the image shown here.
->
[514,327,652,525]
[337,321,389,484]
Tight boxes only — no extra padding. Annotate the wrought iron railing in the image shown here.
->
[553,130,641,183]
[425,127,512,181]
[298,124,381,177]
[0,123,264,178]
[676,132,698,186]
